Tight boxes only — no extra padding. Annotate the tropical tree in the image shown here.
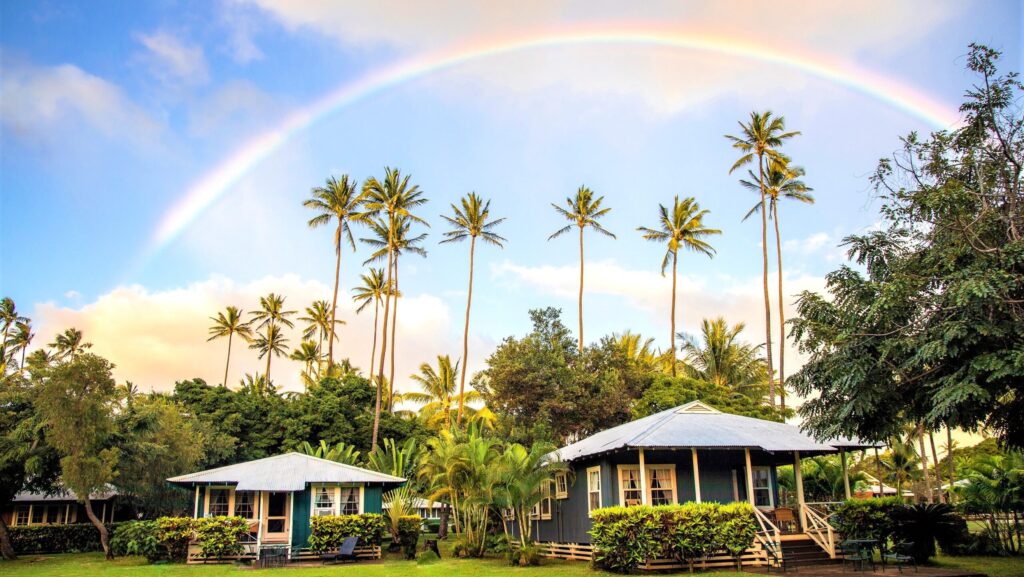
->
[249,324,289,383]
[366,437,420,479]
[352,268,388,383]
[679,317,769,399]
[10,321,34,370]
[495,441,565,547]
[299,300,342,366]
[637,196,720,375]
[741,159,813,409]
[300,440,361,466]
[405,355,483,431]
[49,327,92,360]
[958,451,1024,553]
[549,186,615,353]
[207,306,253,388]
[303,175,366,365]
[0,298,27,350]
[881,436,922,499]
[361,167,427,450]
[440,193,507,425]
[290,340,321,388]
[612,331,660,370]
[725,111,800,406]
[250,293,295,381]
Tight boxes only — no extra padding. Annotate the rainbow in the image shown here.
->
[147,23,960,260]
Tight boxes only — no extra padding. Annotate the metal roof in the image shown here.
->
[167,452,406,492]
[553,401,874,462]
[13,486,117,503]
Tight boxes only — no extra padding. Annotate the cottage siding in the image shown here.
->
[363,485,383,514]
[696,450,744,502]
[291,487,312,548]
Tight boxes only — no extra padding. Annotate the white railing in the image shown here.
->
[752,506,782,567]
[804,501,844,521]
[803,505,836,558]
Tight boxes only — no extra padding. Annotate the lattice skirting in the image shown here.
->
[536,541,772,569]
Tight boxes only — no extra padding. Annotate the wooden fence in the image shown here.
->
[535,541,771,569]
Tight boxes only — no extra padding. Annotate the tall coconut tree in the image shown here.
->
[0,297,27,347]
[289,340,321,390]
[11,321,34,369]
[637,196,720,375]
[49,327,91,360]
[679,317,769,399]
[361,167,427,450]
[303,175,366,366]
[725,111,800,407]
[740,159,813,409]
[549,186,615,352]
[207,306,254,388]
[249,293,295,381]
[405,355,483,431]
[249,323,289,383]
[439,192,507,424]
[299,300,342,373]
[352,268,389,382]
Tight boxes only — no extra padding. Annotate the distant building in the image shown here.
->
[2,487,127,527]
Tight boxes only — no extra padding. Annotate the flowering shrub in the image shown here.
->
[307,513,386,553]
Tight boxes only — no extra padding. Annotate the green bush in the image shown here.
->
[720,503,758,566]
[590,506,661,573]
[110,520,162,561]
[307,513,386,553]
[9,522,124,554]
[891,503,964,563]
[422,518,441,534]
[667,503,723,570]
[833,498,901,548]
[508,542,543,566]
[194,516,248,560]
[155,516,196,562]
[396,515,420,559]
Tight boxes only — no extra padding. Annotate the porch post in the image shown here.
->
[794,451,807,529]
[287,492,294,558]
[194,486,200,517]
[638,448,649,505]
[744,448,755,506]
[691,448,702,503]
[841,449,852,500]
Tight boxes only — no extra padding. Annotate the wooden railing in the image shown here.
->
[803,504,836,558]
[752,506,782,567]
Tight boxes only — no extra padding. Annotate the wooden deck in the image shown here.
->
[745,564,986,577]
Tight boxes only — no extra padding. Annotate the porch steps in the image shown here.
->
[780,536,838,567]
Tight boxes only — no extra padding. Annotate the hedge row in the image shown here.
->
[590,502,758,573]
[308,513,387,553]
[10,523,124,554]
[108,517,248,562]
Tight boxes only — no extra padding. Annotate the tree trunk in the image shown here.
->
[388,258,399,412]
[875,446,883,496]
[670,250,678,377]
[457,236,477,425]
[578,226,585,353]
[0,513,16,560]
[329,223,343,365]
[928,431,944,503]
[438,504,449,540]
[222,331,232,388]
[773,201,786,411]
[83,497,112,560]
[369,301,379,385]
[946,426,956,504]
[264,336,273,384]
[758,154,775,406]
[917,423,934,503]
[372,248,394,451]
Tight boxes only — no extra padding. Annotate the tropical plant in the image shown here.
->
[49,327,92,361]
[881,436,921,499]
[290,340,322,388]
[637,196,720,375]
[0,298,27,355]
[892,503,964,562]
[679,317,769,399]
[10,321,34,370]
[957,451,1024,554]
[494,441,564,547]
[549,186,615,353]
[740,159,813,409]
[352,268,388,384]
[440,192,507,424]
[206,306,253,388]
[299,300,342,367]
[299,439,361,465]
[249,293,295,381]
[249,324,289,383]
[405,355,482,431]
[725,111,800,407]
[304,175,366,365]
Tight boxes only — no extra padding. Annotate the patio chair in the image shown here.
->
[839,540,874,572]
[322,536,359,565]
[774,507,798,533]
[883,542,916,573]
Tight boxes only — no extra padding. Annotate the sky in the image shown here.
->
[1,0,1022,401]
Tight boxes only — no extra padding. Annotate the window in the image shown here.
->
[208,489,230,517]
[32,506,44,524]
[339,487,360,515]
[266,492,288,533]
[502,508,515,521]
[618,464,677,506]
[15,506,29,526]
[587,467,602,516]
[619,468,642,506]
[234,491,255,519]
[46,506,63,524]
[554,472,569,499]
[313,486,335,516]
[648,466,676,506]
[752,467,774,508]
[530,482,553,520]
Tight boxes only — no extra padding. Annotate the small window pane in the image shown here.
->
[32,506,44,523]
[209,489,230,517]
[339,488,359,515]
[234,491,255,519]
[621,469,642,505]
[15,506,29,526]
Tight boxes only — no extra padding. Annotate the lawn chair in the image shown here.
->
[883,542,917,573]
[322,536,359,565]
[840,540,874,572]
[774,507,798,533]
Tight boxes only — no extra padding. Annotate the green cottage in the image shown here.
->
[168,452,404,558]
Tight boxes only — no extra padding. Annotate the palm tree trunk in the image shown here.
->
[329,224,343,365]
[369,301,379,384]
[578,226,585,353]
[758,154,776,406]
[388,258,399,412]
[20,345,27,369]
[929,431,943,503]
[372,248,394,451]
[670,250,678,377]
[917,423,934,503]
[946,426,955,504]
[223,332,233,388]
[773,202,786,411]
[457,236,477,424]
[83,497,112,559]
[875,446,883,496]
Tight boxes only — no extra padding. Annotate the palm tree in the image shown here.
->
[439,192,507,424]
[239,373,273,396]
[299,300,342,374]
[613,331,658,367]
[11,321,34,369]
[637,196,720,375]
[249,293,295,381]
[0,297,27,347]
[679,317,769,398]
[290,340,321,390]
[740,159,813,409]
[49,327,91,360]
[726,111,800,407]
[405,355,483,431]
[300,440,362,466]
[249,323,289,382]
[303,175,366,365]
[881,436,922,500]
[207,306,253,387]
[549,186,615,352]
[352,268,388,384]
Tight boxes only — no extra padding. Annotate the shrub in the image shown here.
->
[307,513,386,553]
[422,518,441,534]
[720,503,758,567]
[508,542,543,566]
[155,516,196,562]
[891,503,964,563]
[590,506,660,573]
[833,498,900,550]
[110,520,162,561]
[417,549,440,565]
[9,522,124,554]
[194,516,248,560]
[396,515,420,559]
[667,503,723,570]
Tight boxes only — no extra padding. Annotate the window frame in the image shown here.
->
[14,505,30,526]
[647,465,677,506]
[554,472,569,499]
[586,466,602,517]
[206,487,232,517]
[338,485,363,516]
[233,490,256,520]
[751,466,774,509]
[311,485,336,517]
[617,464,678,507]
[529,481,553,520]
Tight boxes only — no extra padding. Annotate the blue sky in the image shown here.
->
[1,0,1021,393]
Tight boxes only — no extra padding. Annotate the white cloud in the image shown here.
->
[187,80,283,138]
[135,31,210,86]
[219,2,265,64]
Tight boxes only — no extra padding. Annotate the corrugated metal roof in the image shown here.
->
[166,452,406,491]
[553,401,874,462]
[13,486,117,502]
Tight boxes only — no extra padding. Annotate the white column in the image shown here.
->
[287,493,294,558]
[691,448,702,503]
[744,448,756,505]
[256,492,264,550]
[638,448,648,505]
[193,486,200,518]
[794,451,807,529]
[841,450,852,500]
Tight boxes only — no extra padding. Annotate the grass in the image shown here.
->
[932,553,1024,577]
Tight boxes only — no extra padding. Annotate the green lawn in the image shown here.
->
[931,554,1024,577]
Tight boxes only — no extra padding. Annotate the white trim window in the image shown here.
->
[208,488,230,517]
[752,466,774,508]
[648,466,676,506]
[339,486,361,515]
[313,486,336,517]
[530,482,553,520]
[587,466,602,516]
[554,472,569,499]
[14,506,29,526]
[618,467,643,506]
[234,491,256,519]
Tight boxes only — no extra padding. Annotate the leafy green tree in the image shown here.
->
[290,340,322,390]
[365,437,420,479]
[49,327,92,361]
[440,192,507,424]
[36,354,120,558]
[958,450,1024,553]
[494,441,565,547]
[632,373,788,422]
[790,45,1024,449]
[638,196,720,375]
[207,306,253,388]
[549,186,616,353]
[406,355,484,431]
[725,111,800,406]
[680,317,768,399]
